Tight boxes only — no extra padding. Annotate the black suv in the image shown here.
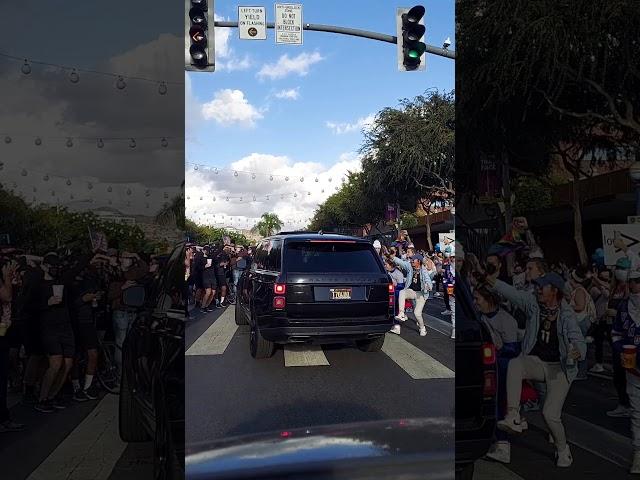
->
[455,278,497,479]
[119,242,185,479]
[235,233,394,358]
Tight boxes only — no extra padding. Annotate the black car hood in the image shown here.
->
[186,417,454,480]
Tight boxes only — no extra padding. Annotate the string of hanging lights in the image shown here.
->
[0,133,180,149]
[1,52,183,95]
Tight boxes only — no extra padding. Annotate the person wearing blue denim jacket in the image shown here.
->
[611,270,640,474]
[389,254,432,337]
[488,271,585,468]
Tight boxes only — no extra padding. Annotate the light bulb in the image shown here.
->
[164,192,168,199]
[32,187,37,192]
[43,174,49,181]
[34,137,42,145]
[88,182,93,190]
[252,173,256,179]
[69,69,80,83]
[158,82,167,95]
[97,138,104,148]
[307,191,311,195]
[266,195,269,200]
[21,60,31,75]
[21,169,27,176]
[294,193,297,197]
[70,194,74,200]
[315,177,319,182]
[187,196,190,200]
[226,197,229,202]
[161,137,168,148]
[126,188,132,195]
[145,189,150,196]
[116,76,126,90]
[66,137,73,147]
[66,179,72,186]
[129,138,136,148]
[234,171,238,177]
[4,136,11,144]
[300,177,304,182]
[253,195,256,201]
[214,168,219,174]
[107,186,112,192]
[328,177,332,182]
[194,165,199,170]
[212,197,216,201]
[200,196,203,201]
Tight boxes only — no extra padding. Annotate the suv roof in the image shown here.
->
[265,233,369,243]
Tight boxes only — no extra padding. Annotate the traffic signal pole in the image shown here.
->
[214,20,455,60]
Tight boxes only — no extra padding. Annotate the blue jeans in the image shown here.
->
[113,310,136,375]
[232,269,243,292]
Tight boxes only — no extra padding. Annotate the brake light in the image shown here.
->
[388,284,394,293]
[273,297,286,310]
[280,431,292,438]
[483,371,497,397]
[308,240,357,243]
[482,343,496,366]
[274,283,286,295]
[389,295,394,307]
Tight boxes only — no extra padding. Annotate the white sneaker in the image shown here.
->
[390,325,401,335]
[556,445,573,468]
[395,314,408,322]
[630,450,640,474]
[589,363,605,373]
[441,310,452,316]
[485,441,511,464]
[607,405,632,418]
[497,413,523,434]
[419,327,427,337]
[450,328,455,339]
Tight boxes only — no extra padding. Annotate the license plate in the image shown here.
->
[330,288,352,300]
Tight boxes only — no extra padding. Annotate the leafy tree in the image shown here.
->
[251,213,283,238]
[185,218,249,246]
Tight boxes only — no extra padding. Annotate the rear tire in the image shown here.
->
[119,358,150,442]
[250,316,275,359]
[234,304,247,326]
[356,335,385,352]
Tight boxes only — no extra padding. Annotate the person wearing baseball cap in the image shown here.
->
[611,267,640,473]
[387,251,432,337]
[485,268,585,468]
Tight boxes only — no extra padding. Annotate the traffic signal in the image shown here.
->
[185,0,215,72]
[396,6,426,71]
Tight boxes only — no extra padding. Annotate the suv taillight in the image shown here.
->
[388,284,395,307]
[273,297,286,310]
[483,371,497,397]
[482,342,496,366]
[388,284,394,293]
[274,283,286,295]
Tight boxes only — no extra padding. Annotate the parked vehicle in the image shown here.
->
[455,278,497,479]
[119,242,185,480]
[235,233,395,358]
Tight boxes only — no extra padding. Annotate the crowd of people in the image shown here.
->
[184,239,253,317]
[0,244,165,433]
[373,230,456,339]
[457,216,640,473]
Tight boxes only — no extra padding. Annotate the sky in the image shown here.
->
[186,0,455,231]
[0,1,184,216]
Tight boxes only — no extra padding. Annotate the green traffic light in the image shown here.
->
[408,50,420,59]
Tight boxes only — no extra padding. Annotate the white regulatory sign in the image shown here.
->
[275,3,303,45]
[238,6,267,40]
[602,224,640,265]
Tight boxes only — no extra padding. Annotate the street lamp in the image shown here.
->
[629,160,640,215]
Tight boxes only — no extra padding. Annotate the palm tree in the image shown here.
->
[155,180,185,229]
[251,212,283,238]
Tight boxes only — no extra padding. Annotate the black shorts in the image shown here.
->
[214,268,227,288]
[202,270,217,289]
[74,323,99,351]
[41,324,75,357]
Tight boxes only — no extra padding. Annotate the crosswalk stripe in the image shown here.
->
[381,333,454,379]
[283,345,330,367]
[474,459,526,480]
[26,395,127,480]
[186,307,237,356]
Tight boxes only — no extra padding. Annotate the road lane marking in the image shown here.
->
[27,395,127,480]
[381,333,454,379]
[284,345,330,367]
[474,459,525,480]
[186,307,237,356]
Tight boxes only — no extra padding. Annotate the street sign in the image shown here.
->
[238,6,267,40]
[602,224,640,265]
[629,216,640,224]
[275,3,303,45]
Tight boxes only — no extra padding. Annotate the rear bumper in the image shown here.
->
[261,320,393,344]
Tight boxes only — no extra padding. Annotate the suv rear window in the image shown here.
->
[284,241,382,273]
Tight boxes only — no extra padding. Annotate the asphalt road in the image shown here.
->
[474,341,637,479]
[0,388,156,480]
[185,295,455,445]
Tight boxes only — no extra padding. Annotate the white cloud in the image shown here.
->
[257,52,324,80]
[218,54,253,72]
[185,152,362,231]
[274,87,300,100]
[326,113,376,135]
[201,89,264,127]
[214,15,232,59]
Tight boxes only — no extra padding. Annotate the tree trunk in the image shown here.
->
[571,170,588,265]
[425,210,434,251]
